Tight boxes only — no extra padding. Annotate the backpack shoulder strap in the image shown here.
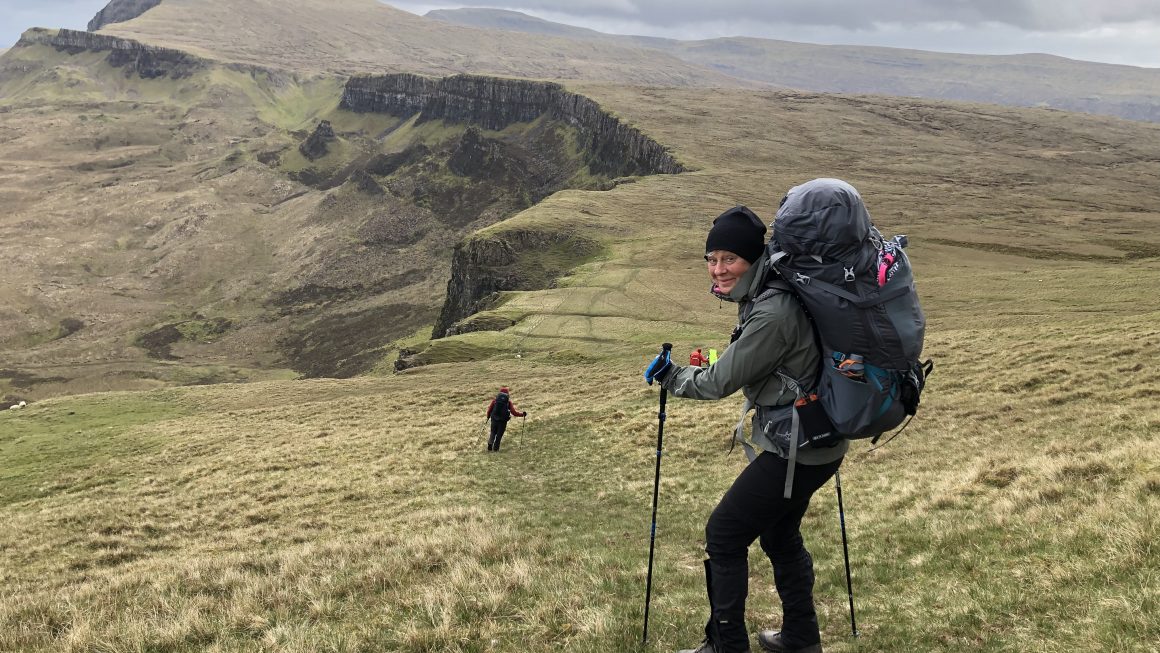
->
[738,276,792,325]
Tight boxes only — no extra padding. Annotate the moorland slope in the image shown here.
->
[1,76,1157,646]
[0,2,1157,652]
[90,0,746,87]
[0,29,692,394]
[85,0,1160,123]
[430,7,1160,123]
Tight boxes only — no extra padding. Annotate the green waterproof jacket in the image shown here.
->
[659,253,848,465]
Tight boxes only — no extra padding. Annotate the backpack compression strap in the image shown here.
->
[776,372,807,499]
[734,398,759,464]
[731,277,813,496]
[729,279,794,462]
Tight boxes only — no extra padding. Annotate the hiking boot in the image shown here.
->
[756,631,821,653]
[677,640,749,653]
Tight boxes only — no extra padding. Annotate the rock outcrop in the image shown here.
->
[432,228,599,338]
[342,73,685,178]
[447,126,504,177]
[18,28,203,79]
[87,0,165,32]
[299,120,335,161]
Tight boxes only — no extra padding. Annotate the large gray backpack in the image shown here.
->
[765,179,932,491]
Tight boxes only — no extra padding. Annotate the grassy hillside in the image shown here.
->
[652,39,1160,120]
[0,263,1156,652]
[91,0,745,87]
[0,39,657,395]
[429,8,1160,123]
[1,71,1159,652]
[427,7,612,40]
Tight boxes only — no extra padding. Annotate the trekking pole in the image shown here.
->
[835,469,858,637]
[642,342,672,646]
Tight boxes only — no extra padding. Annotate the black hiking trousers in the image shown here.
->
[487,419,508,451]
[702,451,843,653]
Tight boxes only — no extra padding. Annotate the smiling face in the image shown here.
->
[705,250,751,295]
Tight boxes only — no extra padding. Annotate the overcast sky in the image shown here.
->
[3,0,1159,68]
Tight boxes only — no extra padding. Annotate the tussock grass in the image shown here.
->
[3,32,1160,652]
[2,257,1157,651]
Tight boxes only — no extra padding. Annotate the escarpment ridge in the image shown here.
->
[1,31,691,383]
[15,28,206,79]
[342,74,686,178]
[341,73,686,340]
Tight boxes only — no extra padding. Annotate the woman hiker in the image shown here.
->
[644,205,845,653]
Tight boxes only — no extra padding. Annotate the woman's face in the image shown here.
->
[705,250,751,295]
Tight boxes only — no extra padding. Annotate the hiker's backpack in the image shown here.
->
[765,179,933,454]
[492,392,511,421]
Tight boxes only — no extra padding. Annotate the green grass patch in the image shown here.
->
[321,106,406,138]
[380,115,468,152]
[407,331,516,366]
[0,393,191,506]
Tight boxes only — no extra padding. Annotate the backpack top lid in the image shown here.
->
[773,178,871,258]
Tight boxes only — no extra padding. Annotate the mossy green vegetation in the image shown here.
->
[0,392,191,506]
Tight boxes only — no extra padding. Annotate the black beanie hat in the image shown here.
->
[705,206,766,263]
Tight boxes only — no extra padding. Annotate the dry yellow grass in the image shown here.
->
[95,0,745,86]
[2,249,1157,651]
[2,19,1160,651]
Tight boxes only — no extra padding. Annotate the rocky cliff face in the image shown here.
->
[342,73,684,340]
[19,28,203,79]
[432,229,600,339]
[87,0,164,31]
[342,73,685,178]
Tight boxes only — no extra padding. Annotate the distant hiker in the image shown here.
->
[644,205,843,653]
[708,348,718,365]
[485,386,526,452]
[690,348,708,368]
